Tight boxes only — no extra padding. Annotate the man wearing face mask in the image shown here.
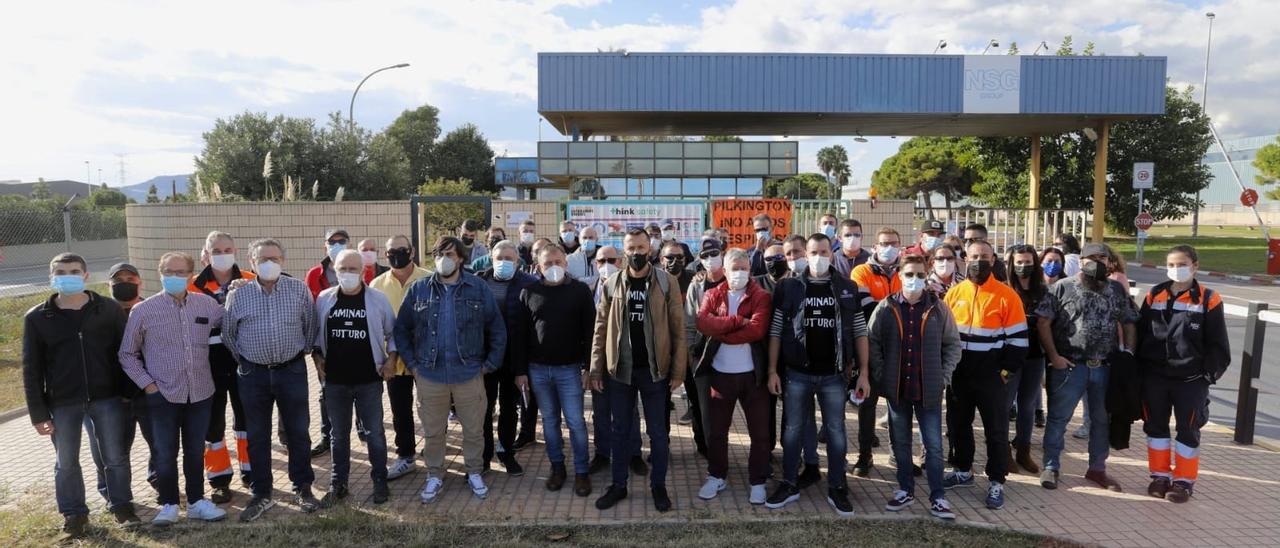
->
[753,242,789,294]
[370,236,431,482]
[848,227,904,476]
[189,231,255,502]
[1035,243,1138,493]
[941,239,1028,511]
[120,251,228,525]
[517,219,538,266]
[566,226,601,285]
[303,229,350,458]
[519,244,597,496]
[590,228,687,513]
[832,219,871,279]
[682,238,729,457]
[818,213,840,250]
[659,219,696,266]
[471,227,515,272]
[312,250,397,506]
[587,245,648,477]
[357,238,389,282]
[904,220,947,258]
[394,237,507,504]
[963,224,1008,282]
[458,220,489,267]
[222,239,322,521]
[663,240,695,296]
[747,214,778,277]
[24,253,137,539]
[473,241,536,476]
[558,220,581,255]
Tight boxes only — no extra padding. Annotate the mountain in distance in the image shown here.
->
[118,174,190,201]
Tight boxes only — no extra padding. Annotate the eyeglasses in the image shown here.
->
[596,257,618,265]
[901,272,926,279]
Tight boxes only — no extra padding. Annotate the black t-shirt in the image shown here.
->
[627,275,649,371]
[325,288,379,385]
[801,278,837,375]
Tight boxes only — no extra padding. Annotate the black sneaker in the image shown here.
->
[678,407,693,425]
[310,439,330,458]
[372,481,390,504]
[1034,409,1046,428]
[871,434,881,448]
[851,455,873,477]
[929,497,956,520]
[652,486,672,512]
[511,434,535,452]
[827,485,855,516]
[498,452,525,477]
[595,484,628,510]
[884,490,915,511]
[629,455,649,476]
[111,503,142,527]
[239,496,275,522]
[765,482,800,509]
[320,484,348,508]
[817,427,829,445]
[588,454,610,475]
[59,514,89,542]
[296,487,321,513]
[210,485,233,504]
[797,463,821,489]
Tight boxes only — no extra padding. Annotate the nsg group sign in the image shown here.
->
[963,55,1021,114]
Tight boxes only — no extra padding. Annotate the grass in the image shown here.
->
[0,497,1078,548]
[0,283,108,412]
[1105,225,1271,275]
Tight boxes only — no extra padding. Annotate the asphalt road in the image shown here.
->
[0,256,124,298]
[1126,266,1280,444]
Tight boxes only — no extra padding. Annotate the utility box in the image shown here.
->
[1269,239,1280,275]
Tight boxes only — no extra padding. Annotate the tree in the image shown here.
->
[1254,136,1280,199]
[872,137,978,212]
[816,145,850,195]
[429,124,496,193]
[30,178,51,200]
[86,187,129,209]
[417,178,494,238]
[386,104,441,185]
[362,132,414,200]
[700,135,742,142]
[146,184,161,203]
[766,173,834,199]
[193,112,278,200]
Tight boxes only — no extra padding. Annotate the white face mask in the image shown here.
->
[434,256,457,277]
[649,237,662,251]
[1167,265,1194,283]
[787,257,808,275]
[727,270,750,290]
[599,263,620,280]
[256,260,281,281]
[703,255,723,272]
[661,230,676,241]
[337,272,362,291]
[934,260,955,277]
[210,253,236,272]
[543,265,566,284]
[808,255,831,276]
[520,232,536,244]
[560,231,577,244]
[360,251,377,267]
[842,235,862,251]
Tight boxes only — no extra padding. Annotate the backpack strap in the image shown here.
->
[655,270,670,296]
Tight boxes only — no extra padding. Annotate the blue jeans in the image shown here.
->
[888,400,944,501]
[147,393,213,505]
[782,370,847,489]
[86,397,155,501]
[593,374,642,459]
[530,364,590,474]
[1006,357,1046,447]
[325,381,387,486]
[238,357,315,496]
[609,368,671,488]
[51,399,133,516]
[1043,363,1110,472]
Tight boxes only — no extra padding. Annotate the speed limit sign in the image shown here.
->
[1132,162,1154,190]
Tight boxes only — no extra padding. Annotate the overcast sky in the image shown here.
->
[3,0,1275,188]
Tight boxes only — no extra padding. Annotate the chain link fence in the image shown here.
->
[0,204,127,319]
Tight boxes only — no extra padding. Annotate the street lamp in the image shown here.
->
[1032,41,1049,55]
[348,63,410,128]
[1193,11,1215,237]
[982,39,1000,54]
[933,40,947,54]
[84,160,92,197]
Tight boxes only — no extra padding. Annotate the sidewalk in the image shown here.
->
[2,368,1278,547]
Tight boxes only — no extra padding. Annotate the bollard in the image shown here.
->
[1234,301,1268,445]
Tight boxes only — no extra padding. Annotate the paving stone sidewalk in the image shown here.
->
[2,368,1277,547]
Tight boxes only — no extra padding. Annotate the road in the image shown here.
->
[1126,265,1280,444]
[0,256,124,298]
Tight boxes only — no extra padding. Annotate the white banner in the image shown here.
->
[566,200,705,251]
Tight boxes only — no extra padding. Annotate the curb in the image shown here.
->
[1127,262,1280,286]
[0,406,26,425]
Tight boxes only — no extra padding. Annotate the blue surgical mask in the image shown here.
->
[327,242,346,261]
[877,245,900,264]
[1043,261,1063,278]
[902,276,926,294]
[923,236,942,251]
[494,259,515,281]
[162,275,188,296]
[822,225,837,239]
[582,239,597,253]
[51,275,85,295]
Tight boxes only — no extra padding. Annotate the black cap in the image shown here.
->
[920,219,945,233]
[1081,243,1108,258]
[107,263,139,279]
[698,238,723,256]
[325,228,350,241]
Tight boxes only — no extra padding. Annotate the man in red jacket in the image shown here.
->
[694,248,774,505]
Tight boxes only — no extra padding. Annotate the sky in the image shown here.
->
[2,0,1276,189]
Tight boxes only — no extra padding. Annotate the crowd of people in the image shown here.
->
[22,214,1231,540]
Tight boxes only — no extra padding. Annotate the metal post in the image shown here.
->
[62,207,73,252]
[1137,188,1146,262]
[1234,301,1267,445]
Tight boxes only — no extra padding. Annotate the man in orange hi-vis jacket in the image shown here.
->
[848,227,903,477]
[941,239,1027,512]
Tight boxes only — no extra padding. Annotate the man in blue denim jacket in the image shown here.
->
[393,236,507,504]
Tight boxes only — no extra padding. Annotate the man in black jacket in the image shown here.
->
[474,241,535,476]
[23,253,139,539]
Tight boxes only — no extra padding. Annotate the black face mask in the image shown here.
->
[967,260,992,285]
[664,259,685,275]
[488,237,504,249]
[110,282,138,302]
[627,253,649,271]
[1014,265,1036,279]
[387,248,413,269]
[461,236,475,247]
[1082,260,1109,282]
[767,259,789,279]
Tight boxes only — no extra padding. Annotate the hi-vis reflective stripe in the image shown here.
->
[1172,302,1204,313]
[961,340,1005,351]
[1148,437,1173,477]
[1006,337,1029,347]
[1173,441,1200,482]
[959,325,1003,337]
[1149,302,1168,311]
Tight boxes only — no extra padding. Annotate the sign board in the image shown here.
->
[709,199,792,249]
[1134,212,1155,231]
[1242,189,1260,208]
[1132,162,1154,190]
[565,200,705,251]
[1137,230,1148,240]
[963,55,1021,114]
[504,211,533,229]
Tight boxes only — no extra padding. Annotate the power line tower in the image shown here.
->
[116,153,127,187]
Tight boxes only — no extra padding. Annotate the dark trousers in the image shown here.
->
[52,399,132,516]
[238,357,315,497]
[687,371,712,454]
[707,371,771,485]
[857,384,881,460]
[387,374,417,459]
[782,370,847,489]
[592,376,642,459]
[947,364,1009,483]
[148,393,213,505]
[87,396,155,500]
[206,346,248,488]
[484,370,520,463]
[1142,374,1210,450]
[325,381,388,485]
[1006,357,1046,447]
[519,379,539,440]
[609,368,671,488]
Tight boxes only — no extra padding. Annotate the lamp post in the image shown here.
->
[1192,12,1215,238]
[84,161,92,197]
[982,39,1000,54]
[933,40,947,54]
[348,63,410,128]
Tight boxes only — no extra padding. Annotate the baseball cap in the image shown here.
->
[698,238,723,256]
[920,219,945,233]
[107,263,139,279]
[1081,243,1108,258]
[324,228,350,242]
[660,218,675,230]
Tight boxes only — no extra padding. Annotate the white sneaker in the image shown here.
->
[420,476,443,504]
[467,473,489,499]
[387,458,416,481]
[153,504,179,526]
[749,484,767,505]
[698,476,727,500]
[187,499,227,522]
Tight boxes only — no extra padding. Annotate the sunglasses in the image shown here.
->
[902,272,926,279]
[664,255,686,263]
[699,250,721,259]
[764,254,785,262]
[596,257,618,265]
[328,238,349,246]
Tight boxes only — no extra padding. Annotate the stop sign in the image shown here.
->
[1242,189,1260,207]
[1134,212,1155,231]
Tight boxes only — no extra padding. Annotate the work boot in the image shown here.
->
[210,485,233,504]
[1084,469,1122,492]
[1165,481,1192,503]
[1007,446,1019,475]
[588,454,610,475]
[1147,477,1171,499]
[60,514,89,541]
[574,474,592,497]
[111,504,141,528]
[546,463,567,491]
[1015,443,1040,474]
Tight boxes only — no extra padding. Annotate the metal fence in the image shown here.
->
[0,205,128,318]
[914,207,1092,252]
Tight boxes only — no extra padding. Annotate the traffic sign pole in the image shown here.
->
[1137,188,1146,262]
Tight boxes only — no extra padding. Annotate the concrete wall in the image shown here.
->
[1168,204,1280,227]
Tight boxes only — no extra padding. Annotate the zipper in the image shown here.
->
[78,331,90,403]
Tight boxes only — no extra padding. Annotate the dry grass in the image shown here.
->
[0,284,109,411]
